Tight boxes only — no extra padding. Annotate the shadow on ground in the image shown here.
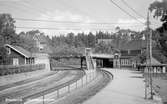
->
[130,76,144,78]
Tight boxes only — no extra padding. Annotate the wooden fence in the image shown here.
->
[0,64,45,76]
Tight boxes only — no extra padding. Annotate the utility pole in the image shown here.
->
[144,11,149,99]
[149,18,153,100]
[145,9,153,99]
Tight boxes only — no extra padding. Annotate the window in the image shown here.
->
[6,47,11,55]
[13,58,19,65]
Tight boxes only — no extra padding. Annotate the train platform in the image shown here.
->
[83,68,162,104]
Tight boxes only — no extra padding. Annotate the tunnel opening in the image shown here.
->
[96,58,113,68]
[103,59,113,68]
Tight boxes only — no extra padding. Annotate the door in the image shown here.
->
[13,58,19,65]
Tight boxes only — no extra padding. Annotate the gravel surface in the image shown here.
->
[0,70,48,86]
[84,68,162,104]
[0,71,58,91]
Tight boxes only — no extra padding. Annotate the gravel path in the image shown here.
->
[84,68,162,104]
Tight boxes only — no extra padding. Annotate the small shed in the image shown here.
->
[4,44,35,65]
[4,44,50,70]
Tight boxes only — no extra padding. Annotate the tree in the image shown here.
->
[149,0,167,21]
[0,47,10,65]
[0,13,17,45]
[18,30,40,52]
[0,14,18,64]
[94,42,115,54]
[115,26,120,32]
[65,32,75,47]
[149,0,167,55]
[87,32,95,47]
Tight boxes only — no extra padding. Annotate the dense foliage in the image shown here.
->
[149,0,167,56]
[50,28,144,55]
[0,14,21,64]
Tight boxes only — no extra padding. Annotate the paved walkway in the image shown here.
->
[83,68,162,104]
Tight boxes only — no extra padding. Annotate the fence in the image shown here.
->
[50,58,83,71]
[0,64,45,76]
[21,70,97,104]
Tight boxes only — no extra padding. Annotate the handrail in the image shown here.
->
[22,70,97,104]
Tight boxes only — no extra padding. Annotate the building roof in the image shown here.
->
[144,57,161,65]
[4,44,33,58]
[109,39,147,51]
[122,40,147,50]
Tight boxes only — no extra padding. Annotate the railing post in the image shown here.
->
[90,73,91,81]
[82,76,84,87]
[68,84,70,93]
[43,95,45,104]
[22,98,24,104]
[76,81,77,89]
[163,66,166,73]
[57,89,59,98]
[86,74,87,84]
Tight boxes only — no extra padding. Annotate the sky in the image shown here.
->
[0,0,162,37]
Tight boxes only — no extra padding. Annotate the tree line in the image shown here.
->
[0,13,149,64]
[1,2,167,65]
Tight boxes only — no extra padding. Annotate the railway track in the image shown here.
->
[40,70,113,104]
[101,70,113,81]
[0,71,58,91]
[0,70,85,104]
[44,69,113,104]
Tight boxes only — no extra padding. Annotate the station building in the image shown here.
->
[97,39,147,68]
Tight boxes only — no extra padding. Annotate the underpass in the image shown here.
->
[91,54,114,68]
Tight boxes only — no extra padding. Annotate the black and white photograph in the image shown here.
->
[0,0,166,104]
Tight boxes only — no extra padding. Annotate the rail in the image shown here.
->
[14,71,97,104]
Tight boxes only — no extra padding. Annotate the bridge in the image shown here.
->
[91,54,114,59]
[90,53,115,68]
[50,52,115,70]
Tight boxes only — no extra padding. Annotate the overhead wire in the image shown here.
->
[110,0,145,25]
[2,0,156,30]
[119,0,160,28]
[120,0,146,19]
[15,24,146,30]
[11,0,146,26]
[14,17,145,25]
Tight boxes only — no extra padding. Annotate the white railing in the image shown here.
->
[20,71,97,104]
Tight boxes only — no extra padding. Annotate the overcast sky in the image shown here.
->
[0,0,161,37]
